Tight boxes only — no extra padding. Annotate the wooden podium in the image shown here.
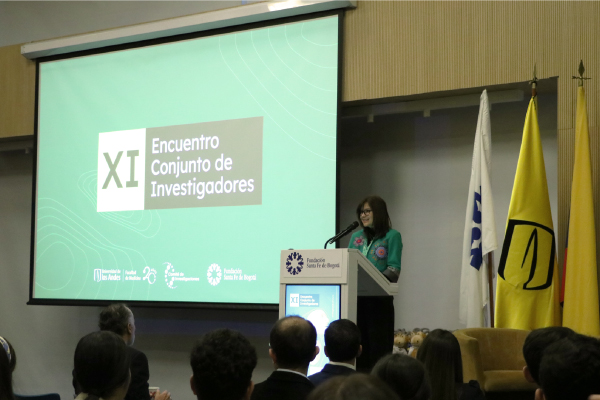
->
[278,249,398,321]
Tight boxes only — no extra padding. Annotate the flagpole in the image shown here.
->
[529,64,538,98]
[459,89,498,329]
[496,64,562,329]
[513,65,537,329]
[563,60,590,305]
[563,60,600,336]
[487,252,495,327]
[572,60,591,87]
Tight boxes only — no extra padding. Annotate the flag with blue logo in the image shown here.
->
[459,90,497,327]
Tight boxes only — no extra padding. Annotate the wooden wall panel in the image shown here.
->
[344,0,600,267]
[0,44,35,138]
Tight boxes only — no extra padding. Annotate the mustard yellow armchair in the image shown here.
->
[454,328,538,398]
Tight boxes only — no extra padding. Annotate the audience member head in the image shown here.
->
[190,329,257,400]
[372,354,431,400]
[0,336,16,400]
[523,326,575,384]
[98,304,136,345]
[269,316,318,372]
[308,374,400,400]
[536,335,600,400]
[73,331,131,400]
[416,329,462,400]
[324,319,361,364]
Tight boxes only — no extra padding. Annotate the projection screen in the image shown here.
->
[31,12,341,307]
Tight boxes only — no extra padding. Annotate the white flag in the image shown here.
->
[459,90,498,327]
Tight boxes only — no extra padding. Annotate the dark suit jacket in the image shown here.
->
[459,381,485,400]
[308,364,355,387]
[126,347,151,400]
[251,370,314,400]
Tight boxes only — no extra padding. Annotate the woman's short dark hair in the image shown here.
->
[372,354,431,400]
[98,304,132,336]
[73,331,131,400]
[307,374,399,400]
[0,336,16,400]
[416,329,463,400]
[356,196,392,241]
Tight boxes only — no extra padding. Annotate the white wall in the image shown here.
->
[339,89,558,331]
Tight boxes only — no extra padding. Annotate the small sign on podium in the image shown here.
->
[280,249,343,279]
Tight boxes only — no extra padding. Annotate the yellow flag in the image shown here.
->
[495,96,561,329]
[562,86,600,336]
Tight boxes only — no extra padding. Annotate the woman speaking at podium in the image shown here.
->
[348,195,402,282]
[348,195,402,370]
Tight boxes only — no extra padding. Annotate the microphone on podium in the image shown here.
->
[324,221,360,249]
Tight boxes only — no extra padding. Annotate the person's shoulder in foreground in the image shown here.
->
[125,347,151,400]
[460,380,485,400]
[387,228,402,240]
[308,374,399,400]
[0,335,16,400]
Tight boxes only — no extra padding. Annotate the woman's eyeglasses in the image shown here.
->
[360,209,373,216]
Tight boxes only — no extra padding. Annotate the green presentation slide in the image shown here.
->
[33,15,339,304]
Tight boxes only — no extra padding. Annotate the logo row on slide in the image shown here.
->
[92,263,257,288]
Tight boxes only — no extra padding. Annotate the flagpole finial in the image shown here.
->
[572,60,591,87]
[529,64,538,96]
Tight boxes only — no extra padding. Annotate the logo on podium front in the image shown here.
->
[281,250,344,279]
[286,252,304,275]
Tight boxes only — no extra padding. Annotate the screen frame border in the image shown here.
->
[28,9,345,310]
